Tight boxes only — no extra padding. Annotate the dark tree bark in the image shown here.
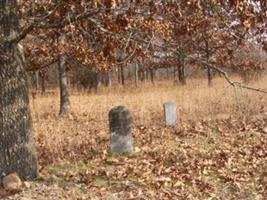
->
[117,66,121,84]
[178,58,186,85]
[0,0,38,181]
[120,65,125,86]
[173,66,178,84]
[95,71,102,92]
[40,75,46,93]
[166,67,170,80]
[205,40,213,87]
[140,70,145,82]
[58,54,70,115]
[34,71,39,91]
[135,63,139,86]
[145,69,149,81]
[207,66,213,87]
[102,71,112,87]
[35,72,40,90]
[150,68,155,85]
[107,71,112,87]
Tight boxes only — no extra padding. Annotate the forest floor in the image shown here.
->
[1,77,267,200]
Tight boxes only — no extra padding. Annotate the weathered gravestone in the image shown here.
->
[163,102,177,126]
[109,106,133,154]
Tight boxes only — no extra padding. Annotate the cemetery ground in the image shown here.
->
[1,77,267,200]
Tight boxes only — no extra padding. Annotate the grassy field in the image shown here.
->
[5,77,267,200]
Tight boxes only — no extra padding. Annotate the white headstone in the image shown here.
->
[164,102,177,126]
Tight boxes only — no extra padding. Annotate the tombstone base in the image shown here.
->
[110,132,133,154]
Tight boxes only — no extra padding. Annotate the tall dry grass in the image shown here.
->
[31,76,267,123]
[30,76,267,163]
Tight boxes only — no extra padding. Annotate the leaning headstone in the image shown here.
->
[109,106,133,154]
[163,102,177,126]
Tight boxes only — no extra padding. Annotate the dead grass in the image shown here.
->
[23,76,267,200]
[30,76,267,163]
[31,76,267,124]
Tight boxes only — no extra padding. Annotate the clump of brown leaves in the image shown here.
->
[35,117,266,200]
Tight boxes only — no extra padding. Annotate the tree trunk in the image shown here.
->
[178,58,186,85]
[140,70,145,82]
[96,71,102,92]
[0,0,38,181]
[120,65,125,86]
[207,66,213,87]
[117,66,121,84]
[205,40,213,87]
[102,71,112,87]
[34,71,39,91]
[40,75,46,93]
[59,54,70,115]
[173,66,179,85]
[145,69,149,81]
[135,63,139,86]
[107,71,112,87]
[150,69,155,85]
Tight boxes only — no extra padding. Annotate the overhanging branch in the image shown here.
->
[87,16,267,95]
[27,57,59,72]
[210,65,267,94]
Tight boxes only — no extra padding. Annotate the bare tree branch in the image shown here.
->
[6,3,62,44]
[209,65,267,94]
[116,44,137,65]
[3,6,102,45]
[27,57,59,72]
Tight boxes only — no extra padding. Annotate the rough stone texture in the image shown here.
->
[2,173,22,191]
[163,102,177,126]
[109,106,133,154]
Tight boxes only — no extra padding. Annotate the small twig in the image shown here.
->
[116,45,137,65]
[123,32,133,53]
[145,33,155,53]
